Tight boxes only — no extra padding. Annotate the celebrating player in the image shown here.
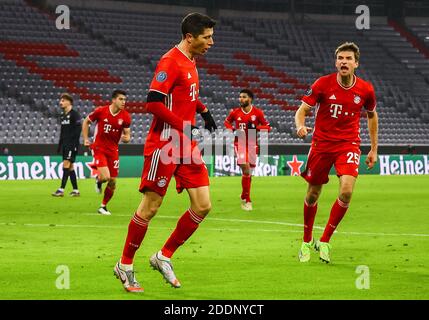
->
[52,93,82,197]
[81,90,131,215]
[295,42,378,263]
[113,13,217,292]
[224,89,271,211]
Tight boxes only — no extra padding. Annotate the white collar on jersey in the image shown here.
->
[337,73,357,90]
[109,105,121,117]
[240,105,253,114]
[174,45,195,62]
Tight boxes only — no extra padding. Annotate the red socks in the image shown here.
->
[303,200,318,243]
[241,174,252,202]
[121,213,149,265]
[120,209,205,264]
[161,208,204,258]
[102,186,114,206]
[320,198,349,243]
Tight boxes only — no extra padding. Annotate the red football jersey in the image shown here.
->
[88,105,131,153]
[224,105,271,145]
[302,73,376,149]
[144,46,201,156]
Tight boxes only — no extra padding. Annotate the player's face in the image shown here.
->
[239,93,252,108]
[59,98,70,109]
[190,28,214,56]
[335,50,359,76]
[113,94,126,110]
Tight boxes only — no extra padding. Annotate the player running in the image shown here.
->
[113,13,217,293]
[224,89,271,211]
[52,93,82,197]
[81,90,131,215]
[295,42,378,263]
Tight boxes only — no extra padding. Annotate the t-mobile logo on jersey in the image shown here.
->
[104,123,112,133]
[189,83,197,101]
[330,104,343,118]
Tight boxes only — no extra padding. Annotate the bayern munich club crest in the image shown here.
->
[118,119,123,125]
[251,115,257,121]
[156,71,167,82]
[157,177,167,188]
[354,95,361,104]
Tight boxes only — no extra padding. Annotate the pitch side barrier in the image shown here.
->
[1,154,429,180]
[1,143,428,156]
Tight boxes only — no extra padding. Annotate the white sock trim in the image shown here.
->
[120,263,133,271]
[157,250,170,261]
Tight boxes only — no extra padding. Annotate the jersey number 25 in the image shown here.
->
[346,152,360,165]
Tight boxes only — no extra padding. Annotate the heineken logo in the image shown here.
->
[379,155,429,175]
[0,156,89,180]
[214,155,278,177]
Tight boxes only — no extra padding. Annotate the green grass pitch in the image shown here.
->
[0,175,428,300]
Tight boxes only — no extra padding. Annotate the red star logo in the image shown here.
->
[287,155,304,176]
[85,161,99,178]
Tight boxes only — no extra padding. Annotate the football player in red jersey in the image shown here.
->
[295,42,378,263]
[113,13,217,293]
[224,89,271,211]
[82,90,131,216]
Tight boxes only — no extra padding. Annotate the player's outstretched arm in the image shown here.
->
[82,116,92,147]
[295,102,313,138]
[146,91,185,131]
[365,110,378,169]
[121,128,131,143]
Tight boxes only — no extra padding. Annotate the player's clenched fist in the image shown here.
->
[296,126,313,138]
[365,150,378,169]
[121,134,130,143]
[84,139,91,147]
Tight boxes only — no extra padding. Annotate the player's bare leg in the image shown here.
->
[136,190,164,220]
[52,160,73,197]
[95,166,109,194]
[187,186,212,218]
[317,175,356,263]
[299,184,322,262]
[115,191,163,292]
[150,186,211,288]
[239,163,253,211]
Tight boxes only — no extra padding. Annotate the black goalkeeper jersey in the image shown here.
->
[58,109,82,149]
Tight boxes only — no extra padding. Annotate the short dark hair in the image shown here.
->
[112,89,127,99]
[335,42,360,62]
[240,89,254,100]
[60,93,73,104]
[181,12,216,38]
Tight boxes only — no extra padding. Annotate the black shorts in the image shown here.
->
[62,145,78,163]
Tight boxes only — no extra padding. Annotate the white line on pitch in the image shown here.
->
[1,221,428,237]
[83,213,325,230]
[0,222,301,234]
[83,214,429,237]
